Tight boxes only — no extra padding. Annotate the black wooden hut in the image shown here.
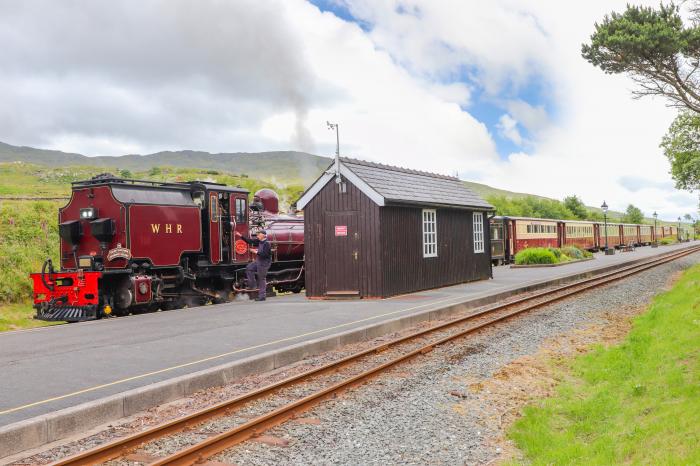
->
[297,158,494,298]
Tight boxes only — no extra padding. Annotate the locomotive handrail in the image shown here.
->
[41,258,55,291]
[71,177,197,189]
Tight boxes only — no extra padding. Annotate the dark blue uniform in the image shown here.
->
[242,234,272,300]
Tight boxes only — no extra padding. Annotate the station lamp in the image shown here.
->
[601,201,611,254]
[678,216,682,241]
[652,211,658,247]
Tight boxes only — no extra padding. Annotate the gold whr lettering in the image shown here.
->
[151,224,160,233]
[165,224,172,233]
[177,224,182,234]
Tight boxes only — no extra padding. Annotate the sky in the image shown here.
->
[0,0,696,221]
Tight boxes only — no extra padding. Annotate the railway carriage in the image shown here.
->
[655,225,665,240]
[563,220,597,250]
[30,175,304,322]
[622,224,640,246]
[490,216,563,263]
[639,225,653,245]
[511,217,560,251]
[489,215,508,265]
[599,223,622,249]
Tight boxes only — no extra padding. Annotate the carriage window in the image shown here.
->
[422,209,437,257]
[473,212,485,253]
[235,198,246,223]
[210,195,218,222]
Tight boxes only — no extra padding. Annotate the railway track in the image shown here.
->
[50,245,700,466]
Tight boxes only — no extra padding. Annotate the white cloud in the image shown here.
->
[496,114,523,146]
[506,100,549,135]
[0,0,696,219]
[335,0,696,219]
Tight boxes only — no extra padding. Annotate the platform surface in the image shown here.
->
[0,242,696,426]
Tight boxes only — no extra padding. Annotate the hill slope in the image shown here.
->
[0,141,330,186]
[0,140,649,220]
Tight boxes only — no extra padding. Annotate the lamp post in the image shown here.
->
[678,216,682,242]
[652,211,658,247]
[601,201,614,254]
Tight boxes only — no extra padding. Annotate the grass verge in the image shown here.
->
[509,263,700,464]
[0,302,58,332]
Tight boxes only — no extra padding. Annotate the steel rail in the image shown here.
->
[149,245,700,466]
[50,245,700,466]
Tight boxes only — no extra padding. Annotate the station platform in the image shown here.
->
[1,242,698,458]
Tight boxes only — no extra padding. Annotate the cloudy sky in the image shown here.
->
[0,0,696,220]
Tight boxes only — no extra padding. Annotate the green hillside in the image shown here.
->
[0,141,330,186]
[463,180,550,201]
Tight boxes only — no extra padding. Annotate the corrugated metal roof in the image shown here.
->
[340,158,493,209]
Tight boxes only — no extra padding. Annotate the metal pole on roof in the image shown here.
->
[327,121,341,184]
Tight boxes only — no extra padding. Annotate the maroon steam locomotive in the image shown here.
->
[30,175,304,322]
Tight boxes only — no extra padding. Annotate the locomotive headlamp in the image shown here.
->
[80,208,97,220]
[78,256,93,268]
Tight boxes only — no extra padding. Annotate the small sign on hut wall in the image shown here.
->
[335,225,348,236]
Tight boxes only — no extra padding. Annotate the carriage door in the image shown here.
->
[231,195,250,263]
[209,192,222,264]
[324,212,359,296]
[557,222,565,248]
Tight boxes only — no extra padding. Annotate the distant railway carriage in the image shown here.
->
[512,217,560,250]
[563,221,596,250]
[639,225,653,245]
[622,224,640,246]
[488,216,681,264]
[600,223,622,249]
[490,216,507,264]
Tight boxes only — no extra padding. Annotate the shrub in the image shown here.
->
[561,246,583,259]
[515,247,559,265]
[659,237,677,245]
[561,245,592,259]
[547,247,562,259]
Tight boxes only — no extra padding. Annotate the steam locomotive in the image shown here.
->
[30,175,304,322]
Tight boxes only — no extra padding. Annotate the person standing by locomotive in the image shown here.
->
[235,230,272,301]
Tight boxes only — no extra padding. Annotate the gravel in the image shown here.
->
[210,253,699,466]
[13,252,698,466]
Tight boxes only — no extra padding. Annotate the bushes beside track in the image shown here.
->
[514,246,592,265]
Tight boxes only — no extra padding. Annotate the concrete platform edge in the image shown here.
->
[0,246,692,459]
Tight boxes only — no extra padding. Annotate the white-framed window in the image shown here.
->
[422,209,437,257]
[473,211,485,253]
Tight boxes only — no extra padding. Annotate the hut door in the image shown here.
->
[324,212,359,295]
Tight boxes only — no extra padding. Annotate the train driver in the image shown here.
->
[235,230,272,301]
